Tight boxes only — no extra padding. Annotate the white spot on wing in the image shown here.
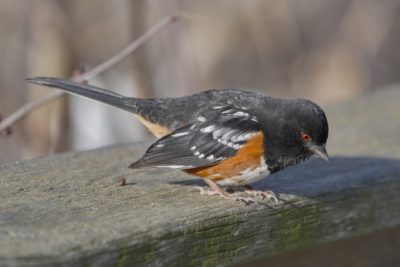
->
[233,144,241,150]
[251,116,259,122]
[221,130,238,141]
[197,116,207,122]
[200,125,216,133]
[172,132,188,137]
[212,106,224,109]
[237,132,256,141]
[212,128,226,138]
[226,142,234,148]
[207,155,215,160]
[190,146,197,150]
[198,153,205,159]
[156,165,189,169]
[233,111,249,117]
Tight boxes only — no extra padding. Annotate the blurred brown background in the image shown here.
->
[0,0,399,164]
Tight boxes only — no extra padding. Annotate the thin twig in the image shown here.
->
[81,14,181,81]
[0,91,65,132]
[0,14,183,134]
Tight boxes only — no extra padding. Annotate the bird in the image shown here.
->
[27,77,329,203]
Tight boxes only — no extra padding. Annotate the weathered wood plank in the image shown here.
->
[1,87,400,266]
[235,226,400,267]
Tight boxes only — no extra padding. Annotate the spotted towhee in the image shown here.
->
[28,77,329,203]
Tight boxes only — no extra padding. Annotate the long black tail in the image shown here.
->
[27,77,139,113]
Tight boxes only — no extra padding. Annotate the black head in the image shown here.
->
[262,98,329,172]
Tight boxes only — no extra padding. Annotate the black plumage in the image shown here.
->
[27,77,329,175]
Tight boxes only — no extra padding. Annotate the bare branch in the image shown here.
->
[0,14,184,134]
[0,91,64,133]
[81,14,181,81]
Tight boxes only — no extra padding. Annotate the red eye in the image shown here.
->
[301,132,311,142]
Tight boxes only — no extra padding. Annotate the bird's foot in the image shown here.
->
[194,186,220,196]
[194,186,256,204]
[243,185,279,203]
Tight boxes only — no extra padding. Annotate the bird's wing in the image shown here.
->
[129,105,262,169]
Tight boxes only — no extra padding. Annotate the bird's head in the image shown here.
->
[263,98,329,172]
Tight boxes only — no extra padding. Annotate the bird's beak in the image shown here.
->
[311,145,329,162]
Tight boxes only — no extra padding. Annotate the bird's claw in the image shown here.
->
[233,196,257,204]
[245,189,279,204]
[194,186,220,196]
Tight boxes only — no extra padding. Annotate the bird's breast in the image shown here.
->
[215,157,270,186]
